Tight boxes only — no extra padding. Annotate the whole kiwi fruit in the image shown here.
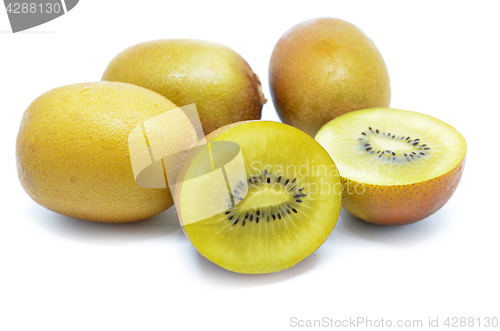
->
[102,39,266,135]
[269,17,391,136]
[16,82,180,223]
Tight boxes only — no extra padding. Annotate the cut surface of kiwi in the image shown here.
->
[176,121,342,274]
[316,108,466,225]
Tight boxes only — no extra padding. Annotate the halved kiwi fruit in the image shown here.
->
[315,108,466,225]
[175,121,342,274]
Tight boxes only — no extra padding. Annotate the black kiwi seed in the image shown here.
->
[362,132,366,135]
[420,152,425,155]
[392,152,396,156]
[413,142,418,146]
[424,147,430,150]
[376,129,379,133]
[230,168,309,227]
[366,147,372,151]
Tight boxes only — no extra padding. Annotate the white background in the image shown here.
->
[1,1,499,330]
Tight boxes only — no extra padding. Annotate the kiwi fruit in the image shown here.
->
[16,82,181,223]
[315,108,466,225]
[102,39,266,135]
[269,17,391,136]
[174,121,342,273]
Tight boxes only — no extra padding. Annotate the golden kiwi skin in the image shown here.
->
[269,17,391,136]
[16,82,178,223]
[102,39,266,135]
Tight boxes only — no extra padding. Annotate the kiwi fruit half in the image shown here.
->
[315,108,466,225]
[175,121,342,273]
[16,82,180,223]
[102,39,266,135]
[269,17,391,136]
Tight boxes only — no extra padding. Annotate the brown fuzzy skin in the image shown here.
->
[102,39,266,136]
[269,17,391,136]
[16,82,178,223]
[342,157,466,225]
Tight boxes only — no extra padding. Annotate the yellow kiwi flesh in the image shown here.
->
[176,121,342,273]
[16,82,180,223]
[102,39,266,135]
[315,108,467,225]
[269,17,391,136]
